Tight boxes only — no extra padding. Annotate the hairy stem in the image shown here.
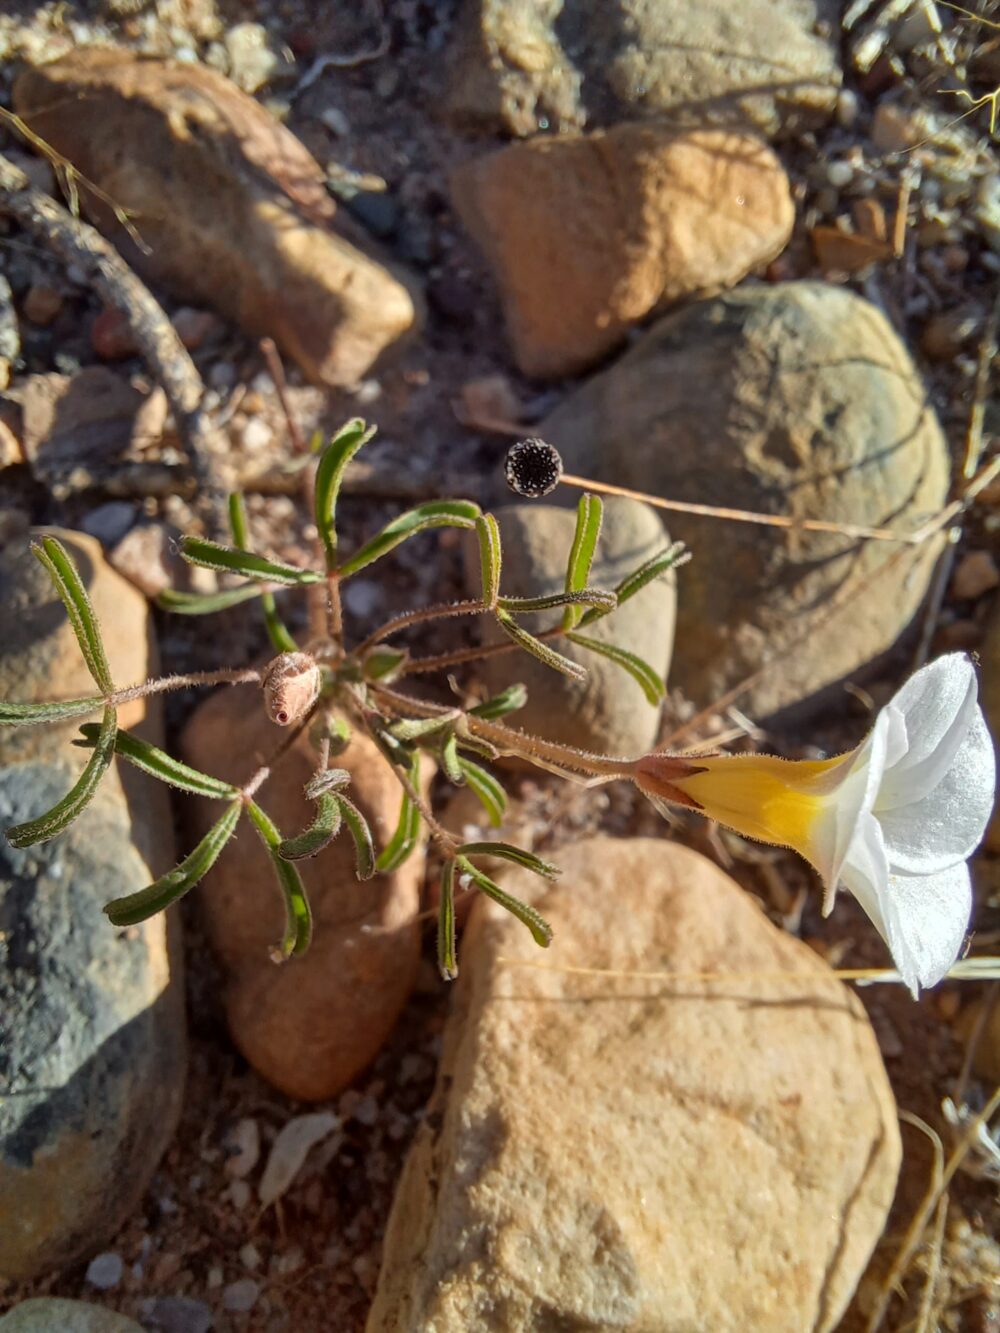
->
[353,599,487,658]
[110,667,261,706]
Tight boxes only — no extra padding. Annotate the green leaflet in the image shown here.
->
[157,585,267,616]
[104,800,241,926]
[0,695,105,727]
[246,801,313,958]
[495,612,586,682]
[578,543,689,626]
[179,536,321,587]
[438,859,458,981]
[314,418,376,569]
[457,841,560,879]
[456,856,553,948]
[337,501,481,577]
[228,491,298,653]
[564,632,665,706]
[496,588,616,614]
[7,706,117,848]
[562,493,603,631]
[76,723,239,799]
[468,683,528,721]
[33,536,114,693]
[278,791,342,861]
[337,794,376,880]
[475,512,502,606]
[455,755,506,826]
[376,752,422,872]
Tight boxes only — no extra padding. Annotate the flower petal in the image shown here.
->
[877,654,980,807]
[879,861,973,996]
[816,708,897,906]
[834,810,890,938]
[877,705,996,873]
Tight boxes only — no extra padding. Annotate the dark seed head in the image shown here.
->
[504,438,564,498]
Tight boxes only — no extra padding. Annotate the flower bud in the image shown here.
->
[262,652,321,727]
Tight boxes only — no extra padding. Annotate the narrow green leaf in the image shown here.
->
[496,588,616,614]
[376,787,421,873]
[246,801,313,958]
[278,791,342,861]
[0,695,104,727]
[441,733,462,784]
[456,756,506,826]
[337,500,481,577]
[179,536,321,586]
[314,418,376,569]
[475,512,502,606]
[389,715,454,742]
[157,585,268,616]
[33,536,113,693]
[562,493,603,631]
[362,647,408,682]
[458,841,560,879]
[438,859,458,981]
[455,734,500,761]
[7,706,116,848]
[228,491,299,653]
[565,632,665,706]
[305,767,352,800]
[495,611,587,682]
[104,801,241,926]
[337,794,376,880]
[76,723,239,799]
[457,856,553,948]
[469,683,528,720]
[578,543,689,626]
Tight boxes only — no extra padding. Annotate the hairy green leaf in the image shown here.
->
[456,856,553,948]
[562,493,603,631]
[578,543,689,626]
[362,647,408,682]
[157,585,268,616]
[376,780,421,873]
[278,791,342,861]
[496,588,616,614]
[0,695,105,727]
[337,500,481,577]
[6,706,117,848]
[475,512,502,606]
[438,859,458,981]
[33,536,114,693]
[179,536,321,586]
[305,767,352,800]
[441,733,463,785]
[456,755,506,826]
[104,801,241,927]
[314,418,376,569]
[76,723,239,799]
[565,632,665,706]
[389,715,455,742]
[458,841,560,879]
[468,683,528,721]
[227,492,299,653]
[337,794,376,880]
[246,800,313,958]
[495,611,587,682]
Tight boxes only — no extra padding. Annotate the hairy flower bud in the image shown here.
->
[262,652,321,727]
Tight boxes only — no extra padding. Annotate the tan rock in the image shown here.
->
[181,688,428,1100]
[369,837,900,1333]
[0,1298,145,1332]
[14,50,421,388]
[540,283,950,720]
[950,551,999,602]
[0,528,159,767]
[453,125,794,378]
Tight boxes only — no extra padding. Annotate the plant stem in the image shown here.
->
[353,599,487,658]
[353,704,460,854]
[110,667,261,706]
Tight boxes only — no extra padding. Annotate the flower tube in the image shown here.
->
[631,654,996,995]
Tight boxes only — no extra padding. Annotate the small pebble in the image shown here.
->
[240,417,273,451]
[82,500,138,548]
[22,284,63,326]
[239,1241,262,1271]
[319,106,351,136]
[86,1251,124,1290]
[836,88,860,128]
[342,578,381,618]
[139,1295,214,1333]
[223,1278,260,1313]
[951,551,1000,601]
[224,1116,261,1178]
[227,1178,252,1210]
[826,160,854,189]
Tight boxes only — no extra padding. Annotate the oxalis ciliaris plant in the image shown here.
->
[3,424,995,994]
[0,421,690,980]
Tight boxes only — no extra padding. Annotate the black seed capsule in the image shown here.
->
[504,438,564,498]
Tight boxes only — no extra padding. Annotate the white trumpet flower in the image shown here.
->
[631,654,996,995]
